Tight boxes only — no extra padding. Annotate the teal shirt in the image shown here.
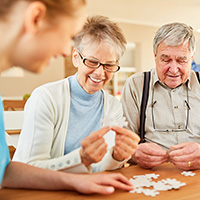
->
[0,96,10,185]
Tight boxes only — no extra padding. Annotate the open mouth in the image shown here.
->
[89,76,104,83]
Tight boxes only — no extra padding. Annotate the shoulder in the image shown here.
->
[103,90,121,105]
[122,72,145,96]
[190,70,200,83]
[32,78,69,97]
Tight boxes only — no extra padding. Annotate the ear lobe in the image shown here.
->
[24,2,47,34]
[72,49,79,68]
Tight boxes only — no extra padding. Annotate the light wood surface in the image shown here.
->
[0,163,199,200]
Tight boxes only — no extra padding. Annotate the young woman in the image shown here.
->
[13,16,140,173]
[0,0,133,194]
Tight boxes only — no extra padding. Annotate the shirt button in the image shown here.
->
[66,160,70,165]
[74,157,78,163]
[174,106,178,109]
[51,165,55,169]
[178,125,181,129]
[58,163,63,167]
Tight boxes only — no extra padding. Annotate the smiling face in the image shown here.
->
[73,42,118,94]
[155,41,193,88]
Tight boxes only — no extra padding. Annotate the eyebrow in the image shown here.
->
[160,54,170,59]
[160,54,188,60]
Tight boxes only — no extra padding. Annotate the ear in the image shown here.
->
[153,50,157,58]
[72,48,79,68]
[24,2,47,34]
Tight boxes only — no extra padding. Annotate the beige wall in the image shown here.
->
[0,57,65,97]
[118,22,157,72]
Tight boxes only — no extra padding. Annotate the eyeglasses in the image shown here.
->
[76,49,120,73]
[151,85,190,132]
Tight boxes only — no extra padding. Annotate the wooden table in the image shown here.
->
[0,163,200,200]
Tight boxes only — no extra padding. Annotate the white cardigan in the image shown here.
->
[13,77,127,173]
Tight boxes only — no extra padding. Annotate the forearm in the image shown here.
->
[2,161,76,190]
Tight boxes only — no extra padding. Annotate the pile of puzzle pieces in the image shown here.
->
[129,172,196,197]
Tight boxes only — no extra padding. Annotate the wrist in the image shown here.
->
[80,148,91,167]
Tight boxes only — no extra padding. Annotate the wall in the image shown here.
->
[118,22,157,72]
[0,57,65,97]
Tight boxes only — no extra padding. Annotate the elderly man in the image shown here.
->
[121,22,200,171]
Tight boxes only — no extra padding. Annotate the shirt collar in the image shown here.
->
[152,68,192,90]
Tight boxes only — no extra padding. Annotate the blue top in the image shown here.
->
[64,74,104,154]
[191,60,200,72]
[0,96,10,185]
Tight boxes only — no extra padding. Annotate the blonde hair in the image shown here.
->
[0,0,86,19]
[73,15,127,60]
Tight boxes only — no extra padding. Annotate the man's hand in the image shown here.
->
[169,142,200,170]
[71,173,133,195]
[80,127,110,167]
[133,143,169,168]
[112,126,140,161]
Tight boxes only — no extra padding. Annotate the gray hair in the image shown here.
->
[153,22,195,55]
[73,15,127,60]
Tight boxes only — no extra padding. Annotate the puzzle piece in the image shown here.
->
[181,171,196,176]
[100,116,128,128]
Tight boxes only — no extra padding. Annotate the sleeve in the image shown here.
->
[12,87,89,173]
[120,75,142,134]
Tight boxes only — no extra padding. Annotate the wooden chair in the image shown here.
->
[3,99,27,111]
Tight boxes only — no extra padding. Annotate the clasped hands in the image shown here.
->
[80,126,140,167]
[134,142,200,170]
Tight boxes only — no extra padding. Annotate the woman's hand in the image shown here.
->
[112,126,140,161]
[80,127,111,167]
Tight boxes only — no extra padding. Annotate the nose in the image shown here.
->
[169,61,179,74]
[95,64,105,76]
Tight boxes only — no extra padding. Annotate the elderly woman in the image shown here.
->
[0,0,135,195]
[13,16,140,173]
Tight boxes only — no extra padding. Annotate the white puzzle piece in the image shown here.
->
[129,173,186,197]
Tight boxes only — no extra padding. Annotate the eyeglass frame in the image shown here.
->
[151,83,190,132]
[76,49,120,73]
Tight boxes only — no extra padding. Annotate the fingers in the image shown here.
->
[98,173,133,191]
[80,127,111,166]
[89,185,115,195]
[169,143,200,170]
[134,143,169,168]
[112,126,140,142]
[137,143,168,156]
[89,126,111,141]
[135,149,169,168]
[112,127,140,161]
[170,142,200,157]
[78,173,133,195]
[80,141,107,166]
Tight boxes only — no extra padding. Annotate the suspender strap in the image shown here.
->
[139,71,151,142]
[196,72,200,83]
